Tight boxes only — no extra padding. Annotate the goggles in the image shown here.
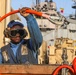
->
[9,29,27,37]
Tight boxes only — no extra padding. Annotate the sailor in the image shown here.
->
[0,7,43,64]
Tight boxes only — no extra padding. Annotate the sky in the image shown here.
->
[11,0,75,25]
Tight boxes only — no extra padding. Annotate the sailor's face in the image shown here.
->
[10,25,23,44]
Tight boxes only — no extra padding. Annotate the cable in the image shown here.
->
[53,65,75,75]
[0,8,64,25]
[0,9,42,22]
[73,57,76,75]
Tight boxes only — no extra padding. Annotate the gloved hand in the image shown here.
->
[19,7,30,17]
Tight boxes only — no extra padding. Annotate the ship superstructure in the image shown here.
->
[32,0,76,65]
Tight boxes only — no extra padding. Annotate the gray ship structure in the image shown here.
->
[31,0,76,65]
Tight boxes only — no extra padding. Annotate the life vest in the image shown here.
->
[1,41,38,64]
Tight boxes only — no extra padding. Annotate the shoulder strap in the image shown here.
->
[1,44,10,62]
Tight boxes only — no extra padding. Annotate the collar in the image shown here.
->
[10,39,24,48]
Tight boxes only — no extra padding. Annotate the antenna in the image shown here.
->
[45,0,48,2]
[72,0,76,19]
[36,0,40,5]
[72,0,76,2]
[49,0,53,2]
[31,0,35,8]
[36,0,38,5]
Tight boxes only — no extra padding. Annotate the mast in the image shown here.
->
[45,0,48,2]
[49,0,53,2]
[72,0,76,19]
[36,0,40,5]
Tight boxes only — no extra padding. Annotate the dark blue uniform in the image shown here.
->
[0,14,43,64]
